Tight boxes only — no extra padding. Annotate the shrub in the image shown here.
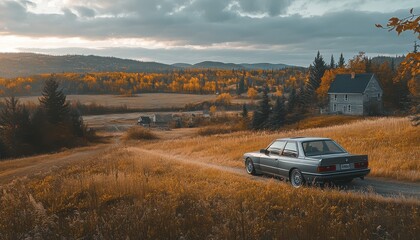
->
[197,124,244,136]
[123,126,158,141]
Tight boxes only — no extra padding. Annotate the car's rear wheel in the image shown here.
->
[245,158,256,175]
[290,169,305,188]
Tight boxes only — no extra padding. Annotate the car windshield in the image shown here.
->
[302,140,346,156]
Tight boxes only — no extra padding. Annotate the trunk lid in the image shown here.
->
[320,154,368,166]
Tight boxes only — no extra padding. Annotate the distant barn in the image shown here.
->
[328,73,383,115]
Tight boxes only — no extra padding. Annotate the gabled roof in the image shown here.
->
[328,73,374,94]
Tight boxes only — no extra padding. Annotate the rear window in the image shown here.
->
[302,140,346,156]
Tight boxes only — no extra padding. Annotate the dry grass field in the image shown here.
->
[15,93,218,109]
[13,93,248,109]
[1,146,418,239]
[141,117,420,181]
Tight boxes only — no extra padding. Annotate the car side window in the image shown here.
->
[267,141,286,155]
[282,141,298,158]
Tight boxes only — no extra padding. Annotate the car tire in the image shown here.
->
[290,169,305,188]
[245,158,256,175]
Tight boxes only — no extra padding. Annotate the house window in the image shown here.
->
[334,94,337,101]
[348,105,351,112]
[377,93,381,100]
[333,104,337,112]
[344,94,348,101]
[343,106,347,112]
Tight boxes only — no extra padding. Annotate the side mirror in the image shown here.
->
[260,149,268,154]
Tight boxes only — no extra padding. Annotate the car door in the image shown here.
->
[277,141,299,177]
[259,141,286,175]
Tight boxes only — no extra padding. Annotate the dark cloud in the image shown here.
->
[1,0,419,65]
[74,6,96,18]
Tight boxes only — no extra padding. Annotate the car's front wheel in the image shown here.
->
[290,169,305,188]
[245,158,256,175]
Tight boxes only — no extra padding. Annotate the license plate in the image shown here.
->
[341,163,350,170]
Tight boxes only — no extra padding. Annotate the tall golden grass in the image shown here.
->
[122,126,158,141]
[143,117,420,181]
[0,147,418,239]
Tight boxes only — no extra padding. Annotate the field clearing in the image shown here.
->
[13,93,249,109]
[140,117,420,181]
[1,146,418,239]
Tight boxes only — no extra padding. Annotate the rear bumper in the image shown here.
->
[303,168,370,182]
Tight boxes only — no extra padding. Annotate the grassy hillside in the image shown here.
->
[1,147,418,239]
[142,117,420,181]
[0,53,175,78]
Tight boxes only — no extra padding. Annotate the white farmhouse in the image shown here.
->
[328,73,383,115]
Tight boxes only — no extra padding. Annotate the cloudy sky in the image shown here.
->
[0,0,419,66]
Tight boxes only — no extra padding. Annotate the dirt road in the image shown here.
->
[130,147,420,199]
[1,143,419,199]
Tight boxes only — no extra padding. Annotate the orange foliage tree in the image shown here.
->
[378,8,419,125]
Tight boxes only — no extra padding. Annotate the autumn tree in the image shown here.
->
[247,87,258,101]
[215,93,232,106]
[348,52,367,73]
[378,8,420,125]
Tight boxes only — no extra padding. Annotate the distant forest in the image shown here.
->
[0,51,415,116]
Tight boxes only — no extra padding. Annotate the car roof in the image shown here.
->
[275,137,331,142]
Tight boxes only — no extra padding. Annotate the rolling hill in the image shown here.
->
[0,53,175,78]
[172,61,293,70]
[0,53,299,78]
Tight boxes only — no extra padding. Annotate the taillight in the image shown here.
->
[317,165,336,172]
[354,162,368,168]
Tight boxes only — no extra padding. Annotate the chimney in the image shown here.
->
[351,72,355,79]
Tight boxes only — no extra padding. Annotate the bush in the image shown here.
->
[197,124,244,136]
[122,126,158,141]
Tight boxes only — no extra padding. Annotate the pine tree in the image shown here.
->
[305,51,327,105]
[288,88,297,112]
[269,97,286,129]
[0,97,32,157]
[237,73,245,95]
[39,76,69,124]
[330,55,335,69]
[338,53,345,68]
[241,104,248,118]
[252,86,271,129]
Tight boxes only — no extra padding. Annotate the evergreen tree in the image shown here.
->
[0,97,32,157]
[39,76,69,124]
[241,104,248,119]
[269,97,286,129]
[338,53,345,68]
[330,55,336,69]
[237,73,245,95]
[305,51,327,105]
[288,88,297,112]
[252,86,271,129]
